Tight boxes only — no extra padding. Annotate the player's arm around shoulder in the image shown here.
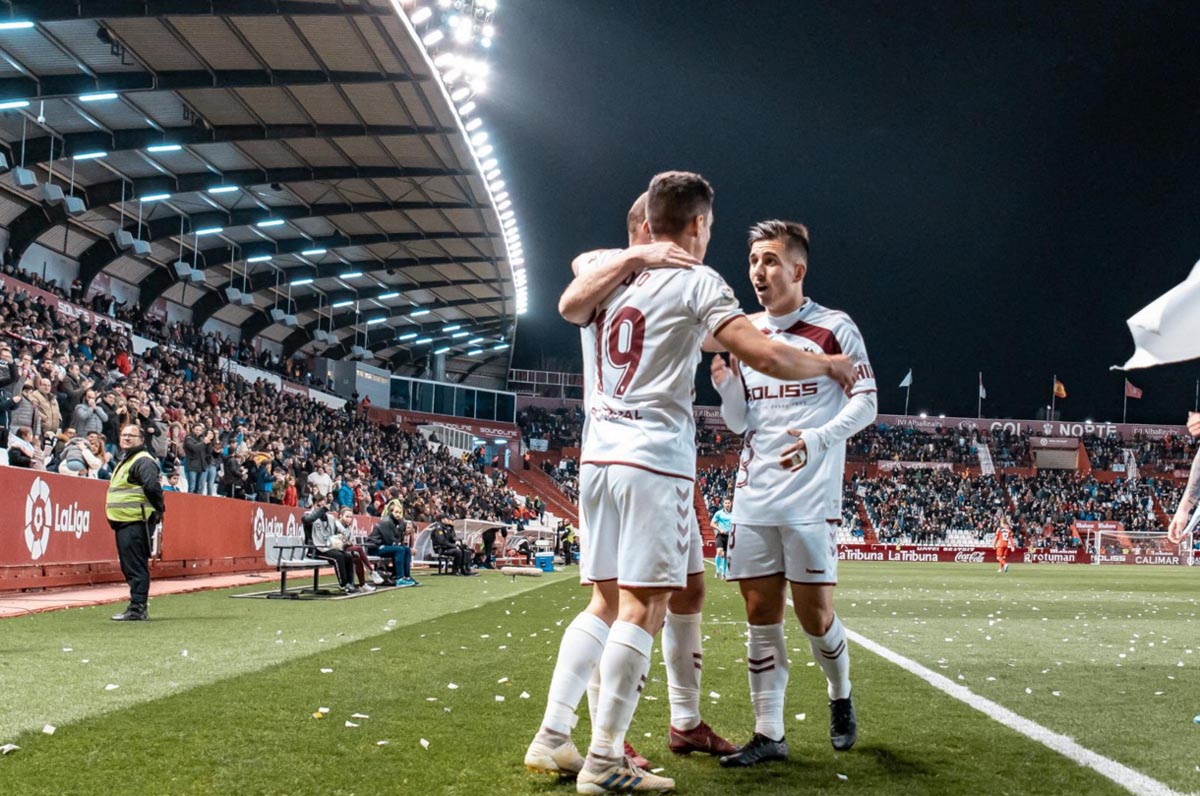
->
[559,243,700,325]
[715,315,855,391]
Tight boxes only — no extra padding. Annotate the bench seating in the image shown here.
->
[264,535,337,599]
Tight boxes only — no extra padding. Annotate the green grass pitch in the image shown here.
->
[1,562,1197,795]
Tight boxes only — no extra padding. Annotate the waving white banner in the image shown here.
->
[1115,260,1200,370]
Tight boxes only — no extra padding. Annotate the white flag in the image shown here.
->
[1114,260,1200,370]
[898,369,913,388]
[979,373,987,399]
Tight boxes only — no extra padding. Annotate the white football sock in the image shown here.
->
[807,614,851,700]
[586,665,601,722]
[589,621,654,758]
[663,610,703,731]
[540,611,610,736]
[747,622,789,741]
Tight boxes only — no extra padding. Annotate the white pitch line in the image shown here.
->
[844,626,1189,796]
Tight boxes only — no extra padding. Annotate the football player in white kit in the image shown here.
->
[710,220,877,767]
[547,172,856,794]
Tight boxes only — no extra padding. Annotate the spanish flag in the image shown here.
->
[1053,379,1067,399]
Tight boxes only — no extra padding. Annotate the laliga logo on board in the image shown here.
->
[23,476,91,561]
[252,508,302,550]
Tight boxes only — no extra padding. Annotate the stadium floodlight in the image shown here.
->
[366,317,387,325]
[433,346,452,355]
[410,308,431,317]
[339,271,363,279]
[503,219,518,230]
[485,168,502,181]
[458,101,477,116]
[195,226,223,236]
[481,158,498,171]
[482,23,495,37]
[443,68,463,84]
[477,144,493,157]
[247,255,272,263]
[410,6,433,24]
[139,193,171,202]
[499,209,514,221]
[467,349,482,356]
[0,99,30,109]
[422,29,444,46]
[481,37,492,48]
[466,118,484,132]
[494,190,509,201]
[79,92,118,102]
[207,185,239,194]
[496,199,511,210]
[399,332,419,341]
[468,337,485,345]
[146,144,182,153]
[0,21,34,30]
[378,291,400,300]
[73,151,107,160]
[492,343,510,351]
[302,248,328,257]
[490,179,506,192]
[416,337,433,344]
[332,299,354,308]
[256,219,285,228]
[442,324,461,332]
[919,412,928,418]
[451,86,471,102]
[290,277,314,286]
[471,131,489,146]
[452,331,469,338]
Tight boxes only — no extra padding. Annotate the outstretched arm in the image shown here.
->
[1168,443,1200,544]
[713,315,855,390]
[558,243,700,326]
[710,354,748,434]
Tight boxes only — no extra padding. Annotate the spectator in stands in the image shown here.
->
[334,506,380,593]
[183,423,210,495]
[6,426,44,468]
[29,377,61,435]
[307,463,332,499]
[366,504,417,586]
[69,390,108,436]
[58,434,103,476]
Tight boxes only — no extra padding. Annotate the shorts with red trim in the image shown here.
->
[727,520,839,584]
[579,463,696,589]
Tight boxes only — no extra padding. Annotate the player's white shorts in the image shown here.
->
[727,521,839,584]
[578,463,701,589]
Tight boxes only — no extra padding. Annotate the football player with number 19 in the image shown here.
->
[710,220,877,767]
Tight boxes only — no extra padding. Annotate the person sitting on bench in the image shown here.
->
[333,505,382,592]
[430,514,473,575]
[302,495,356,593]
[367,503,418,587]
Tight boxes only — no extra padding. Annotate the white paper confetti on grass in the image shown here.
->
[0,744,18,755]
[345,721,359,728]
[650,768,665,774]
[495,695,505,702]
[352,713,369,719]
[708,691,721,699]
[447,683,459,690]
[318,707,330,714]
[42,725,55,735]
[181,650,188,657]
[794,713,806,721]
[104,684,120,691]
[420,738,430,749]
[62,648,72,653]
[370,648,381,653]
[837,773,849,781]
[426,697,438,702]
[320,668,333,674]
[497,677,509,684]
[520,692,530,699]
[376,740,389,746]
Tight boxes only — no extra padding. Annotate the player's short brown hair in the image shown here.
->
[626,192,648,239]
[647,171,714,237]
[748,219,810,262]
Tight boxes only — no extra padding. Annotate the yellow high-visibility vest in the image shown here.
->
[106,450,156,524]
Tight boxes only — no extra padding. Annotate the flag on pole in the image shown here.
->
[978,373,987,399]
[1124,379,1143,399]
[898,369,913,388]
[1114,260,1200,370]
[1053,379,1067,399]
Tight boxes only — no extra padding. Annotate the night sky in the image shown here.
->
[487,1,1200,424]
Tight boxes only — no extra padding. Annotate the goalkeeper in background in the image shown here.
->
[1167,412,1200,547]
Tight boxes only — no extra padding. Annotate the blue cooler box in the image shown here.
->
[535,553,555,573]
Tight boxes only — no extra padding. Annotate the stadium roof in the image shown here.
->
[0,0,522,384]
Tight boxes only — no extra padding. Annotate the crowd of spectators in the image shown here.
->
[517,405,584,450]
[1007,471,1179,543]
[1082,432,1198,474]
[858,468,1008,544]
[0,269,534,528]
[541,456,580,503]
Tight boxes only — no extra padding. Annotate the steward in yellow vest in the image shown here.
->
[107,424,166,621]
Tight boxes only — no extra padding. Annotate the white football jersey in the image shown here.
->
[582,264,744,480]
[575,249,623,449]
[731,300,876,525]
